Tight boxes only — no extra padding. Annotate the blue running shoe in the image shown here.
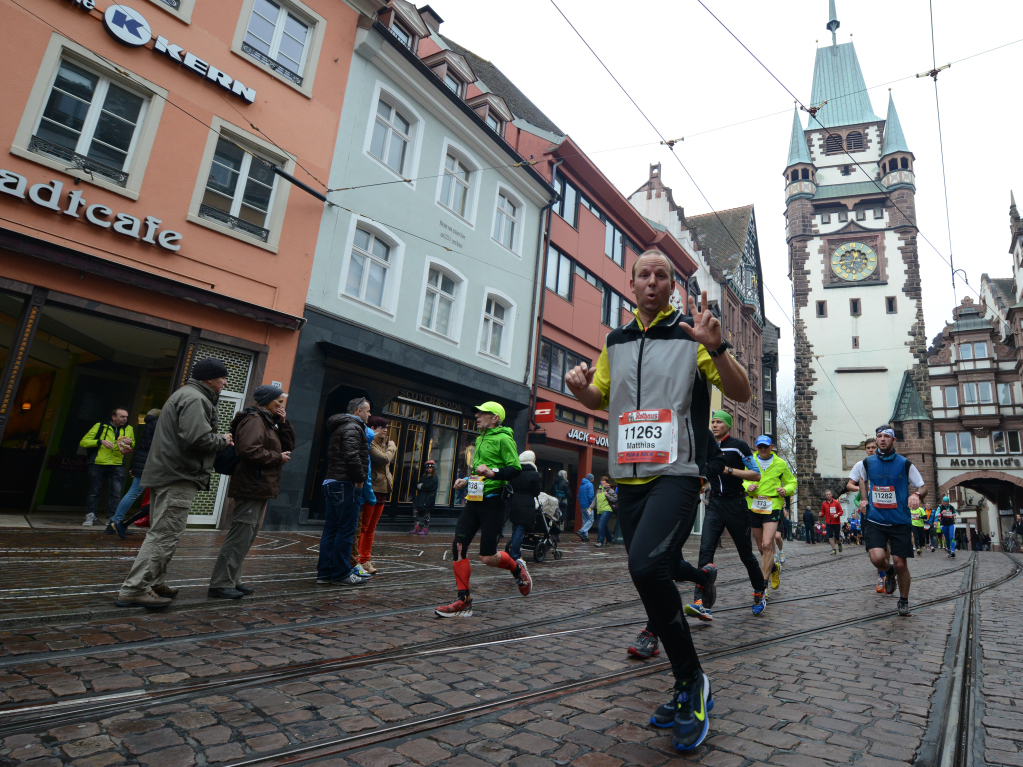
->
[650,672,713,729]
[752,591,767,615]
[684,600,714,622]
[670,673,713,750]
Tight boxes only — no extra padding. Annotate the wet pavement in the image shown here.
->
[0,525,1020,767]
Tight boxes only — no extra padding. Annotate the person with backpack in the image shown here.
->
[507,451,543,560]
[208,384,295,598]
[411,460,438,535]
[576,473,595,542]
[115,358,233,608]
[110,409,161,538]
[80,407,134,527]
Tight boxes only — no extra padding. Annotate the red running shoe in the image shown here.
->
[627,629,660,658]
[435,598,473,618]
[514,558,532,596]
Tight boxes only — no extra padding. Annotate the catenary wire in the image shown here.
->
[929,0,958,307]
[547,0,870,434]
[692,0,1018,341]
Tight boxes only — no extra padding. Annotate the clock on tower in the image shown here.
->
[830,241,878,281]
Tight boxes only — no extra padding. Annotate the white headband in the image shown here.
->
[876,428,895,438]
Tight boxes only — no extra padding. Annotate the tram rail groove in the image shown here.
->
[0,549,845,668]
[219,555,1023,767]
[0,554,992,736]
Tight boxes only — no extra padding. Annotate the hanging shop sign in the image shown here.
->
[61,1,256,104]
[566,428,609,448]
[534,402,555,423]
[0,168,183,251]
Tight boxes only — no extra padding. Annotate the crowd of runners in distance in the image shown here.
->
[416,249,944,755]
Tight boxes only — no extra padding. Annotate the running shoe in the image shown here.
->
[699,563,718,609]
[514,558,532,596]
[651,672,714,729]
[435,598,473,618]
[884,564,897,595]
[684,600,714,622]
[82,513,96,526]
[876,573,885,593]
[419,527,429,536]
[752,591,767,615]
[770,563,781,590]
[409,525,419,535]
[627,629,660,658]
[353,564,372,578]
[780,552,786,564]
[830,549,837,556]
[950,551,956,558]
[897,598,910,617]
[671,674,713,751]
[916,548,922,554]
[838,541,842,553]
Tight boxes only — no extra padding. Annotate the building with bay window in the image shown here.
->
[267,2,555,529]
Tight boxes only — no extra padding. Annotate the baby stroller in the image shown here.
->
[517,492,563,563]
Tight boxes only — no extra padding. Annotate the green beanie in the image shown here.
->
[711,410,733,429]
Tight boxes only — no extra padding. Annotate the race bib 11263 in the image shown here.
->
[617,409,677,464]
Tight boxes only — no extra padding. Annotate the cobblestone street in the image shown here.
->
[0,526,1020,767]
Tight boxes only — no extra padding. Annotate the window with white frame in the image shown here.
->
[344,228,391,308]
[421,268,459,337]
[979,381,994,404]
[200,136,278,242]
[31,59,148,187]
[998,382,1013,405]
[545,245,573,301]
[479,297,507,358]
[944,386,959,407]
[963,383,978,405]
[493,191,519,251]
[764,411,773,435]
[440,153,472,218]
[992,430,1023,454]
[443,72,462,96]
[370,98,413,175]
[974,342,988,358]
[243,0,310,83]
[945,432,973,455]
[485,113,501,133]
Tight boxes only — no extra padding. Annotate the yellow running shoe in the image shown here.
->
[770,563,781,590]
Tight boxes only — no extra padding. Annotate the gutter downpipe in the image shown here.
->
[526,158,564,431]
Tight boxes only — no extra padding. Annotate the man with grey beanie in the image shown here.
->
[208,384,295,598]
[115,358,234,608]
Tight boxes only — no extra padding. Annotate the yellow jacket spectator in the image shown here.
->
[79,408,134,528]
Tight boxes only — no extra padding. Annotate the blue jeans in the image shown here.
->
[508,524,527,560]
[578,508,594,537]
[112,475,144,523]
[86,464,124,521]
[317,481,361,581]
[596,510,613,543]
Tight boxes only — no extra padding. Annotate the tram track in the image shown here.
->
[0,552,987,735]
[218,553,1023,767]
[0,547,844,668]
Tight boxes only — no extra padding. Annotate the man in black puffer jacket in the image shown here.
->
[110,409,161,539]
[316,397,371,586]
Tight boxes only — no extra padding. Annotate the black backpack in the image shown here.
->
[213,409,254,475]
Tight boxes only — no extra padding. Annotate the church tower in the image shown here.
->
[786,0,931,501]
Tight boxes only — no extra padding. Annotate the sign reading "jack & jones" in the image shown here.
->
[567,428,609,448]
[1,168,183,251]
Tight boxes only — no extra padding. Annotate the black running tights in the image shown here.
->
[698,494,768,593]
[616,475,702,683]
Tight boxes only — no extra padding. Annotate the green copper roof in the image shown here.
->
[813,181,887,200]
[890,371,930,423]
[880,93,910,157]
[786,107,812,167]
[810,42,881,128]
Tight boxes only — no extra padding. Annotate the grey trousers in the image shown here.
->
[118,481,197,598]
[209,498,265,589]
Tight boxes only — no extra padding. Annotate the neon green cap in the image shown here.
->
[475,401,506,422]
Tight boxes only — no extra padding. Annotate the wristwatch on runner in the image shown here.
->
[708,340,733,358]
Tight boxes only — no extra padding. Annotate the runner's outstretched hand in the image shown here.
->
[565,361,595,396]
[680,290,723,349]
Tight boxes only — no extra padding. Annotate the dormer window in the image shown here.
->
[485,114,501,134]
[467,92,512,141]
[390,22,412,48]
[444,72,462,96]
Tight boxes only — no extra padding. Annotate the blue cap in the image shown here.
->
[755,435,773,447]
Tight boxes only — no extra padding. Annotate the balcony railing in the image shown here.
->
[199,204,270,243]
[29,135,128,187]
[241,43,303,85]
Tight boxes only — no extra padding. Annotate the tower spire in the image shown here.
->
[787,107,812,167]
[827,0,840,45]
[880,92,910,157]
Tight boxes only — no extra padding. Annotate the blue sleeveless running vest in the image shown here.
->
[864,452,911,526]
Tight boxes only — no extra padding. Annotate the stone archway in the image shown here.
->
[939,470,1023,494]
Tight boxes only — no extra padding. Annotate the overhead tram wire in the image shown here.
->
[545,0,869,435]
[927,0,958,307]
[692,0,1020,342]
